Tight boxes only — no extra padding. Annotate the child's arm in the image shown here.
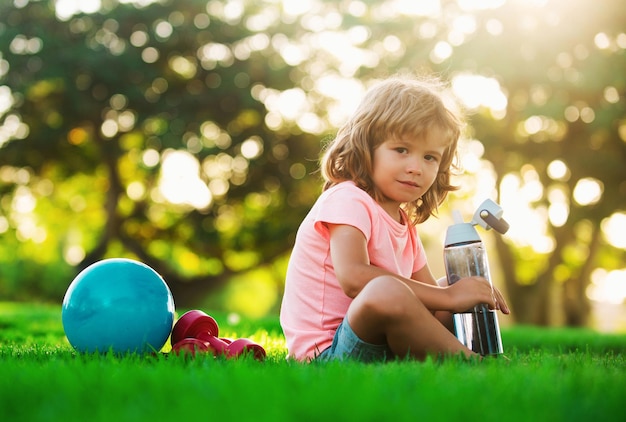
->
[329,223,509,314]
[411,265,509,314]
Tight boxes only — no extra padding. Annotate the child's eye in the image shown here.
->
[395,147,408,154]
[425,154,439,162]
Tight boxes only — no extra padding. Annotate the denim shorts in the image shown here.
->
[316,318,392,363]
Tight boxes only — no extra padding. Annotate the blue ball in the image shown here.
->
[62,258,175,354]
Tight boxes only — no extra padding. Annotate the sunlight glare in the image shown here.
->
[266,88,308,121]
[11,187,47,244]
[169,56,197,79]
[516,165,544,202]
[450,14,477,43]
[0,54,8,79]
[278,40,310,66]
[451,73,508,118]
[588,268,626,305]
[158,150,212,210]
[451,138,497,203]
[573,177,603,206]
[118,0,160,5]
[142,149,160,167]
[485,18,503,36]
[594,33,611,50]
[548,202,568,227]
[500,173,554,253]
[127,181,146,200]
[0,216,8,234]
[12,186,35,213]
[603,86,620,104]
[297,112,324,134]
[0,85,13,116]
[0,113,29,149]
[55,0,101,20]
[281,0,316,17]
[241,136,263,159]
[457,0,505,11]
[310,31,379,76]
[458,139,484,173]
[387,0,441,16]
[472,166,498,204]
[601,213,626,249]
[431,41,453,63]
[521,177,543,203]
[547,186,569,227]
[64,245,86,265]
[547,159,570,181]
[315,75,365,128]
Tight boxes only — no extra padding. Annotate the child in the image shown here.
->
[279,74,509,362]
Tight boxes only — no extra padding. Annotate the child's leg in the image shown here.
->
[433,310,455,333]
[346,275,475,360]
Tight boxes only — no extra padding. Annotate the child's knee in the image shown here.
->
[359,276,416,316]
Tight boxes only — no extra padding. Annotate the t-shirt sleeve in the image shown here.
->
[312,185,373,241]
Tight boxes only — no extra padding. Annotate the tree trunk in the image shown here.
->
[78,136,123,271]
[562,224,601,326]
[494,234,551,324]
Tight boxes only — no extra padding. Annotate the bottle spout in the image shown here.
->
[452,210,464,225]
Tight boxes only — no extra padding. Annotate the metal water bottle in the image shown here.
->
[443,200,509,356]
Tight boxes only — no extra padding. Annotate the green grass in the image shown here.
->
[1,302,625,421]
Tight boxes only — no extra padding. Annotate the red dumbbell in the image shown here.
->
[171,338,214,357]
[171,310,266,361]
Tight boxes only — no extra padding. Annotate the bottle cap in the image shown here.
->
[444,222,480,247]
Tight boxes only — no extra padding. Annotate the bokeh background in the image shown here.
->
[1,0,625,331]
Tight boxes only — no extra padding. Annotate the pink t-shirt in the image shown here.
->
[279,181,427,361]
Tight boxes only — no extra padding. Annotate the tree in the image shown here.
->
[443,0,626,325]
[1,0,624,323]
[0,0,324,305]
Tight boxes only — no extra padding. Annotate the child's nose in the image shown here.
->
[407,158,422,174]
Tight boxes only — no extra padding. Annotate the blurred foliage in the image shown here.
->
[0,0,625,325]
[0,0,325,308]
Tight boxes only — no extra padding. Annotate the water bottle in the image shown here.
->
[443,209,504,356]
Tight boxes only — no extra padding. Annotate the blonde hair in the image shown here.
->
[320,74,463,224]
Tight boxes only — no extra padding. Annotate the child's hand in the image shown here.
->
[446,277,510,314]
[493,286,510,314]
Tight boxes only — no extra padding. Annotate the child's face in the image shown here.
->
[371,127,448,220]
